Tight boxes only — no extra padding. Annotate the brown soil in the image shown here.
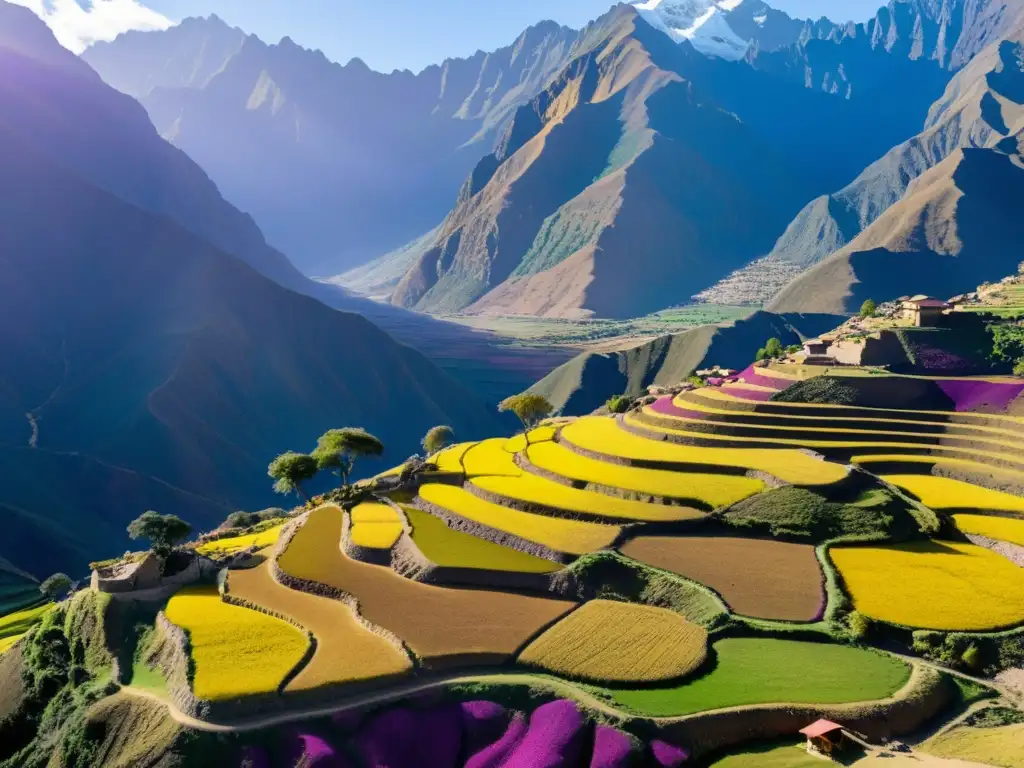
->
[278,506,576,667]
[227,561,411,691]
[0,643,24,721]
[621,536,824,622]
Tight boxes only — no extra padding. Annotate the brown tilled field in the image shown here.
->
[277,506,576,666]
[621,536,824,622]
[227,561,412,691]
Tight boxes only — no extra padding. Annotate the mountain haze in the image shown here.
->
[84,16,578,276]
[0,3,504,577]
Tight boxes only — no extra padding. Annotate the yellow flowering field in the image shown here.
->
[417,484,619,556]
[0,634,22,655]
[831,541,1024,630]
[560,417,847,486]
[526,440,763,508]
[164,585,309,700]
[462,438,521,477]
[471,474,705,522]
[432,442,477,473]
[196,523,287,556]
[504,426,558,453]
[882,475,1024,514]
[954,514,1024,546]
[349,502,403,549]
[519,600,707,683]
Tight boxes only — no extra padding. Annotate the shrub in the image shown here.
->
[848,611,872,641]
[860,299,877,318]
[961,644,982,671]
[764,337,784,359]
[771,376,860,405]
[1014,357,1024,378]
[606,395,633,414]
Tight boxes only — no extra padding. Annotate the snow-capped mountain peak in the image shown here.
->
[632,0,750,60]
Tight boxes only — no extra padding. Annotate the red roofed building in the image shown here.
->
[901,295,951,326]
[799,719,848,758]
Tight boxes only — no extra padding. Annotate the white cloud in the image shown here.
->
[9,0,173,53]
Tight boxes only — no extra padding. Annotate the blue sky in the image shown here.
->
[21,0,885,71]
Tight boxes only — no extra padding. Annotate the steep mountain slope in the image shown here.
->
[0,2,561,403]
[769,22,1024,312]
[529,312,843,415]
[83,17,577,275]
[388,4,949,320]
[0,123,502,578]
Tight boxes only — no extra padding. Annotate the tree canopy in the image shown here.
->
[499,394,553,444]
[40,573,72,600]
[268,452,319,500]
[127,511,192,556]
[312,428,385,487]
[860,299,877,318]
[422,425,455,456]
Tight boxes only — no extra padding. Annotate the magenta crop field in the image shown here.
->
[736,366,787,390]
[720,386,777,402]
[356,705,461,767]
[937,379,1024,412]
[650,397,708,420]
[652,739,691,767]
[502,699,587,768]
[466,715,528,767]
[592,726,635,767]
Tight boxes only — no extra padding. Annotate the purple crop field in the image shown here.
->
[936,379,1024,412]
[356,705,462,768]
[590,726,635,767]
[651,739,690,766]
[465,715,529,768]
[736,366,787,390]
[295,733,351,767]
[502,700,587,768]
[650,397,707,420]
[461,701,513,757]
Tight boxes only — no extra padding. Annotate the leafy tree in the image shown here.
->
[847,611,872,641]
[991,324,1024,363]
[1014,358,1024,378]
[764,337,784,359]
[127,511,192,557]
[755,347,767,362]
[687,375,706,388]
[268,452,319,501]
[499,394,553,445]
[859,299,877,318]
[422,425,455,456]
[40,573,72,600]
[313,428,385,487]
[606,395,633,414]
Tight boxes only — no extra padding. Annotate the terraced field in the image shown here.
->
[195,523,287,556]
[525,440,764,508]
[559,416,849,486]
[0,602,52,656]
[955,514,1024,546]
[832,541,1024,630]
[607,638,911,717]
[518,600,708,683]
[164,585,309,701]
[621,537,824,622]
[349,502,404,549]
[883,475,1024,514]
[401,507,560,573]
[277,506,576,666]
[227,562,411,691]
[417,484,620,557]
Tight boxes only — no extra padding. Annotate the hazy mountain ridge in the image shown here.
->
[84,17,578,276]
[0,3,505,576]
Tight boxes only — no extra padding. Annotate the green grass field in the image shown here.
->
[605,638,910,717]
[709,741,825,767]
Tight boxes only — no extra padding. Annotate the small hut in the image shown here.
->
[900,295,950,326]
[799,719,848,759]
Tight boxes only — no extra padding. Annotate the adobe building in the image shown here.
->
[799,719,849,759]
[900,295,950,327]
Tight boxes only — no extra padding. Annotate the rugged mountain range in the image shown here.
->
[529,311,843,415]
[631,0,838,60]
[83,16,578,276]
[382,3,951,320]
[0,3,504,577]
[770,21,1024,312]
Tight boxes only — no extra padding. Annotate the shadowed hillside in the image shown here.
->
[529,311,843,415]
[770,20,1024,313]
